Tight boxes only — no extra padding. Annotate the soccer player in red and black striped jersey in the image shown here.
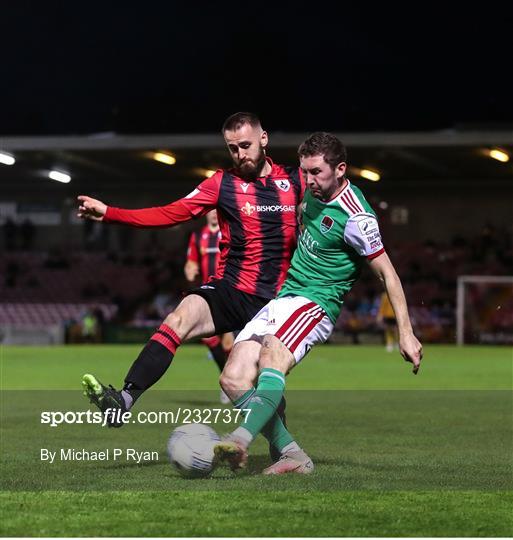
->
[184,209,234,402]
[185,210,223,287]
[78,113,302,457]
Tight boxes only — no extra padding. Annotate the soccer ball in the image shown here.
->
[167,423,220,478]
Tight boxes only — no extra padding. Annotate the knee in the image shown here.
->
[163,310,182,334]
[258,345,273,366]
[219,366,248,396]
[259,335,294,373]
[219,368,237,395]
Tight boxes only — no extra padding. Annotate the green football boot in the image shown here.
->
[82,373,127,428]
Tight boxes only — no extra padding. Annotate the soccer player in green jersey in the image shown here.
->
[215,132,423,474]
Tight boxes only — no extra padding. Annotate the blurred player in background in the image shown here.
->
[185,209,233,403]
[215,132,423,474]
[377,291,398,352]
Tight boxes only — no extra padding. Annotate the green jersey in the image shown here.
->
[278,181,384,323]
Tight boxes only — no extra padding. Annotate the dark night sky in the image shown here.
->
[2,2,512,135]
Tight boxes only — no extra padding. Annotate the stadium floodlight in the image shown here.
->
[360,169,380,181]
[488,149,510,163]
[153,152,176,165]
[49,170,71,183]
[0,152,15,165]
[194,167,216,178]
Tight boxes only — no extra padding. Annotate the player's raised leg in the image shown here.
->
[216,334,307,472]
[217,339,262,469]
[219,325,296,466]
[82,294,215,425]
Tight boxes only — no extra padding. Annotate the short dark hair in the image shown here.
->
[298,132,348,170]
[222,112,262,133]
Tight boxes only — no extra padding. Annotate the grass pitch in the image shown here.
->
[1,344,512,537]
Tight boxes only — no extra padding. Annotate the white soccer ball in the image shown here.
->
[167,423,220,478]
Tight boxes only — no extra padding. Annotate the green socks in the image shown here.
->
[233,368,289,446]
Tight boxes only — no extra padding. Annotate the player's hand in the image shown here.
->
[399,332,423,374]
[184,262,199,282]
[77,195,107,221]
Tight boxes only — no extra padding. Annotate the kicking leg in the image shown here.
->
[245,336,313,474]
[220,340,293,458]
[123,294,215,405]
[231,335,294,447]
[216,336,308,471]
[83,294,215,424]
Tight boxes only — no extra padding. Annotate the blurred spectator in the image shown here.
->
[345,309,362,344]
[118,226,134,251]
[83,219,109,250]
[67,308,103,343]
[20,218,36,250]
[376,291,398,352]
[5,261,20,287]
[3,218,18,250]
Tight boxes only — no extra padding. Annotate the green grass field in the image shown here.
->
[1,344,512,537]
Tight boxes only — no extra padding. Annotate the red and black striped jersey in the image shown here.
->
[104,158,304,299]
[187,225,222,283]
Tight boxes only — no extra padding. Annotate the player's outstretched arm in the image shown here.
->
[368,252,423,374]
[77,195,107,221]
[76,173,222,229]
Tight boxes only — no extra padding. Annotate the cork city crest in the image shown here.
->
[320,215,334,234]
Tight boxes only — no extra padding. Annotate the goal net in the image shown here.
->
[456,276,513,345]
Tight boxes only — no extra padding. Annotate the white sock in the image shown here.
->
[121,390,133,410]
[281,441,301,454]
[232,426,253,446]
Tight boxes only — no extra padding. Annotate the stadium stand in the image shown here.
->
[1,223,510,345]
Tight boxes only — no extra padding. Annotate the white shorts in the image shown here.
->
[234,295,334,363]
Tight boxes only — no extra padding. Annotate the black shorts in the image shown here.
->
[185,279,269,335]
[383,317,397,326]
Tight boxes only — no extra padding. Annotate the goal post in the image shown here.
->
[456,275,513,345]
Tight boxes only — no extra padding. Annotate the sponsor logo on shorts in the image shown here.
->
[320,215,334,234]
[200,285,215,290]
